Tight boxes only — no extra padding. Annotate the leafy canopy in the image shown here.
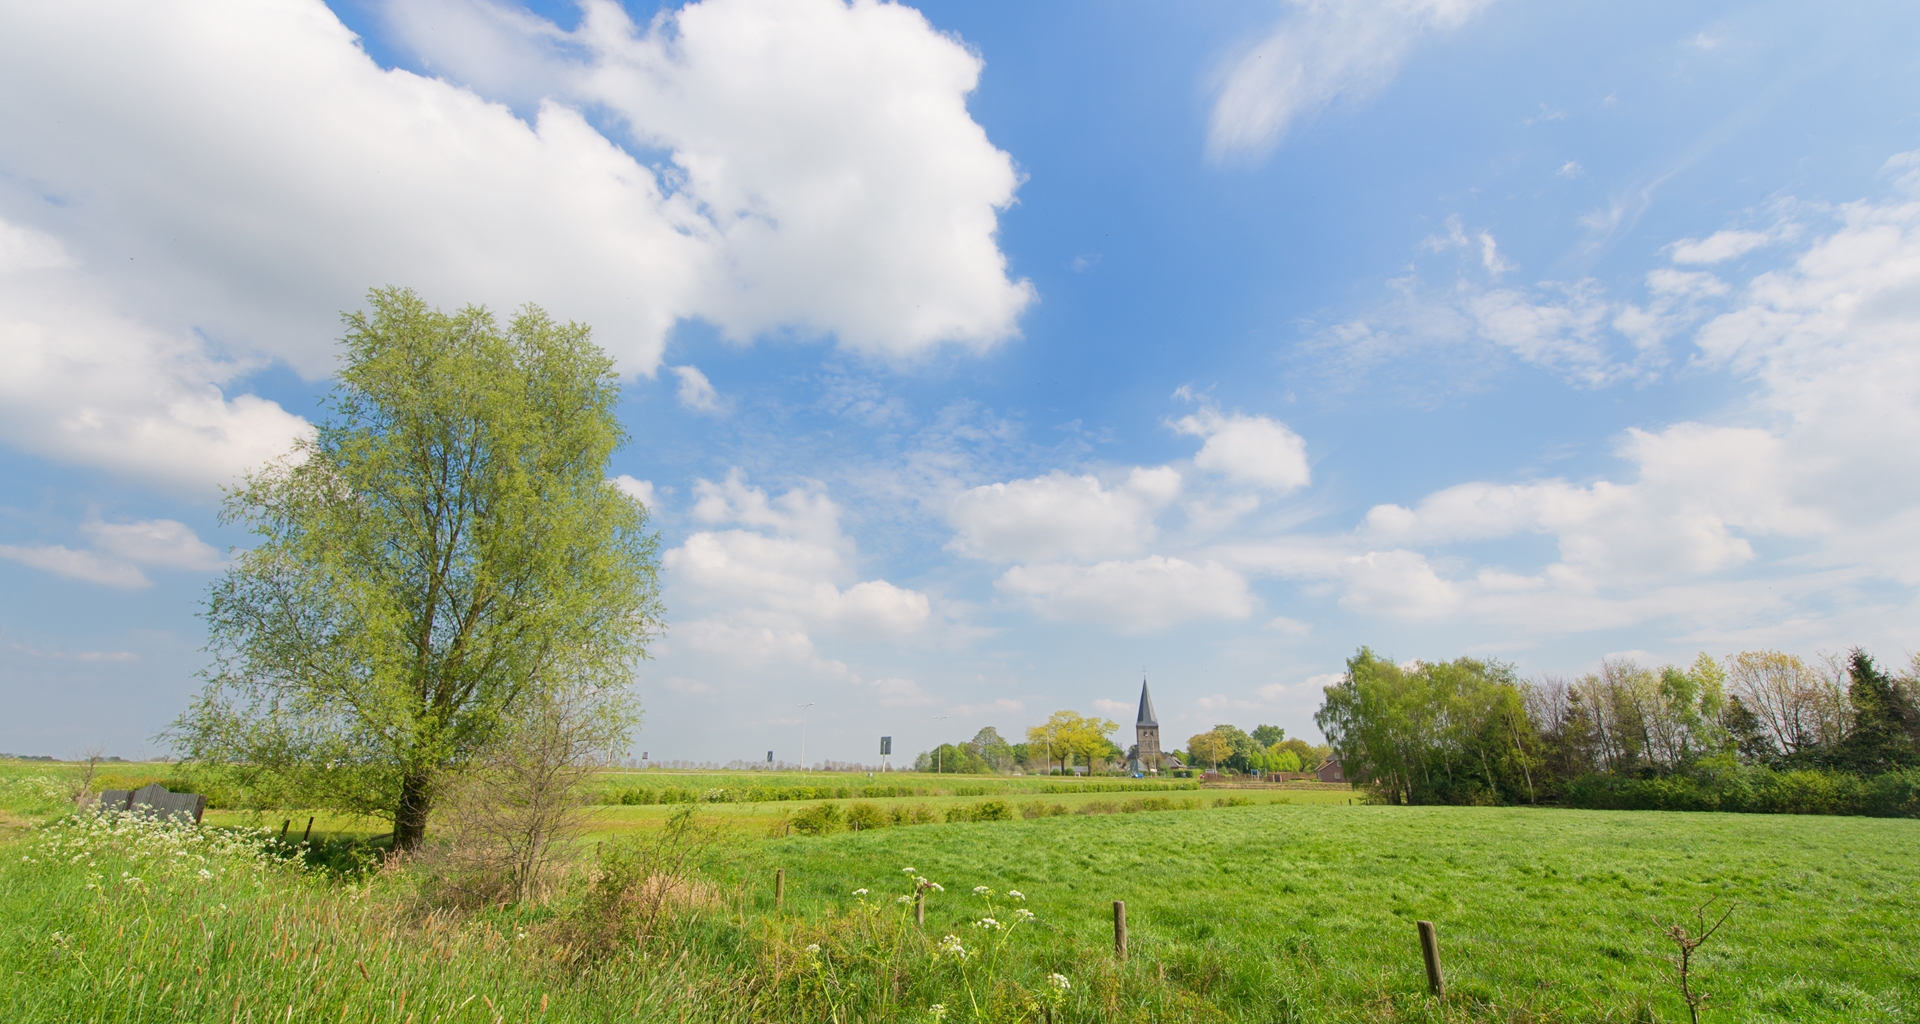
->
[169,288,662,848]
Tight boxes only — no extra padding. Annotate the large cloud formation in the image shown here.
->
[0,0,1031,490]
[1244,154,1920,643]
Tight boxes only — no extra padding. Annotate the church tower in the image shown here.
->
[1134,676,1161,774]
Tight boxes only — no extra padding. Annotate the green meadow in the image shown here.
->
[1,763,1914,1023]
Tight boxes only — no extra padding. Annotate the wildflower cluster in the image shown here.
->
[0,773,73,804]
[29,809,285,895]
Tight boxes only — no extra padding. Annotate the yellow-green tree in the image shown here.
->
[1027,710,1119,774]
[1187,729,1232,771]
[171,288,662,851]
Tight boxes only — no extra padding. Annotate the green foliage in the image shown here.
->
[1316,648,1541,805]
[1564,758,1920,817]
[789,802,844,836]
[944,799,1012,822]
[1840,650,1920,772]
[169,288,660,849]
[844,802,887,831]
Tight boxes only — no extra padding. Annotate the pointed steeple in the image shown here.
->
[1136,675,1158,727]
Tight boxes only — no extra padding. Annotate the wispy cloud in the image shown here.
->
[1207,0,1497,162]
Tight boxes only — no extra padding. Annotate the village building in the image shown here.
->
[1130,676,1161,774]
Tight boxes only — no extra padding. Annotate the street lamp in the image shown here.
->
[931,714,949,774]
[798,702,815,773]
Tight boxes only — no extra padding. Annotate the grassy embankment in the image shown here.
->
[1,760,1914,1023]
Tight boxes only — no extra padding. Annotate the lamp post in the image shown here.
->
[798,703,815,773]
[932,714,949,774]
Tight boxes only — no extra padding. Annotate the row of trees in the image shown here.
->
[1183,724,1330,775]
[913,715,1331,776]
[1316,647,1920,806]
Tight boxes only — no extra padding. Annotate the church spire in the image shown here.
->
[1136,675,1158,727]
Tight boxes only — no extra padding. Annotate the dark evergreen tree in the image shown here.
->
[1841,650,1918,772]
[1721,695,1778,766]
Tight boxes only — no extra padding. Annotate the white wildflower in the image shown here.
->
[973,917,1002,931]
[937,935,968,960]
[1007,889,1025,900]
[929,1005,948,1021]
[902,867,917,874]
[1013,908,1036,922]
[973,886,991,896]
[852,888,869,896]
[805,943,821,955]
[1048,973,1071,991]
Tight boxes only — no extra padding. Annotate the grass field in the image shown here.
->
[1,761,1914,1023]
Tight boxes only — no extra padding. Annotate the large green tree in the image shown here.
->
[170,288,662,850]
[1316,648,1540,805]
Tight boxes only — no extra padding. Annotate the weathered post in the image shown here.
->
[301,817,314,844]
[775,868,786,910]
[1113,900,1127,960]
[280,819,290,839]
[1417,920,1444,998]
[915,886,926,927]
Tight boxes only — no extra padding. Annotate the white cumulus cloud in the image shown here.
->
[0,545,152,590]
[1170,406,1310,492]
[0,0,1031,489]
[82,519,226,571]
[671,365,723,413]
[997,556,1255,633]
[946,467,1181,563]
[667,470,932,637]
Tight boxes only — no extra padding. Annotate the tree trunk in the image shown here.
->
[394,770,434,852]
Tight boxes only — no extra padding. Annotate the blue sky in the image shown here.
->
[4,0,1920,764]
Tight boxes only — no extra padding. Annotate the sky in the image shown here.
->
[4,0,1920,765]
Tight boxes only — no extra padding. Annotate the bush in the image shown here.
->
[845,802,886,831]
[889,803,939,826]
[1019,801,1069,818]
[789,802,844,835]
[945,800,1012,822]
[1562,761,1920,818]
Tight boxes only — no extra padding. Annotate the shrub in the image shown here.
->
[845,802,887,831]
[889,803,939,825]
[945,800,1012,822]
[1562,763,1920,818]
[1019,801,1069,819]
[790,802,844,835]
[1075,801,1120,815]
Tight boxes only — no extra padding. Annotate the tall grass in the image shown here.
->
[4,792,1916,1023]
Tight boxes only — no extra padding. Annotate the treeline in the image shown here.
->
[1181,725,1330,775]
[916,718,1331,776]
[1315,647,1920,817]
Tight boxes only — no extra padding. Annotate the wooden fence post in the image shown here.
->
[1113,900,1127,960]
[915,887,926,927]
[301,817,314,844]
[280,819,290,839]
[1417,920,1444,998]
[775,868,785,910]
